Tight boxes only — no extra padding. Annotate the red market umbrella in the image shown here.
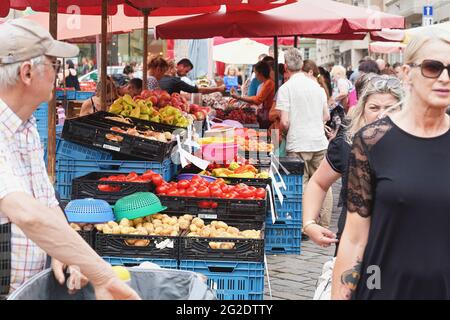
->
[9,0,122,15]
[0,1,10,17]
[156,0,405,39]
[213,36,295,46]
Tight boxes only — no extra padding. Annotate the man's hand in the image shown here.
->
[52,259,89,295]
[93,277,141,300]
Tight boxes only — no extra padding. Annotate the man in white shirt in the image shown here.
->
[276,48,332,228]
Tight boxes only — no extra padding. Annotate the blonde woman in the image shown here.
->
[305,74,404,300]
[332,27,450,300]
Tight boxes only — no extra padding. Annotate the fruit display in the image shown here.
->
[186,219,262,250]
[95,214,194,246]
[96,171,165,192]
[189,104,213,121]
[70,223,95,231]
[200,162,270,179]
[236,135,274,153]
[156,175,266,200]
[107,126,173,143]
[215,108,257,124]
[109,94,191,128]
[139,90,190,112]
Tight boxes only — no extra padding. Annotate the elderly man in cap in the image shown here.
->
[0,19,140,300]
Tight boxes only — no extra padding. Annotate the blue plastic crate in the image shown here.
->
[265,225,301,255]
[281,174,303,196]
[34,103,48,120]
[102,256,178,269]
[75,91,95,101]
[55,158,176,200]
[267,200,302,226]
[56,137,112,161]
[56,90,76,100]
[179,260,265,300]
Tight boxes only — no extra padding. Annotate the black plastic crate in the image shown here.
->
[95,233,180,260]
[278,155,305,175]
[62,114,177,162]
[71,172,156,205]
[158,195,267,224]
[179,221,265,262]
[78,230,95,248]
[90,111,187,133]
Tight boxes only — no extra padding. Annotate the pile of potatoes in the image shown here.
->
[186,219,261,250]
[70,223,94,231]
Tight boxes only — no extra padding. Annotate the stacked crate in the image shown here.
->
[265,156,304,255]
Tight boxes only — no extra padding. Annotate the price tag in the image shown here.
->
[176,134,188,168]
[102,144,121,152]
[182,151,210,171]
[269,170,284,206]
[155,239,174,250]
[266,185,277,224]
[270,161,287,191]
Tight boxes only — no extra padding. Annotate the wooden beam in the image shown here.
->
[47,0,58,183]
[294,35,298,48]
[101,0,108,108]
[142,9,149,90]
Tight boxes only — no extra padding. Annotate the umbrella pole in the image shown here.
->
[47,0,58,183]
[101,0,108,108]
[294,35,298,48]
[274,36,279,93]
[142,9,149,90]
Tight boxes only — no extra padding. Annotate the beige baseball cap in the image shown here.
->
[0,18,79,65]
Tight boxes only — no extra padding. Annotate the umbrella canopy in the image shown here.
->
[8,0,122,15]
[23,6,182,41]
[372,21,450,43]
[156,0,405,39]
[369,41,406,54]
[213,36,295,46]
[213,38,269,64]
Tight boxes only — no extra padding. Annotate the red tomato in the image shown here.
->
[210,189,223,199]
[195,186,210,198]
[247,186,257,193]
[198,201,211,209]
[255,188,266,199]
[221,185,232,194]
[208,184,220,193]
[99,177,109,182]
[152,174,164,186]
[215,178,226,186]
[143,170,155,176]
[98,184,112,192]
[190,181,200,189]
[223,193,233,199]
[209,201,218,209]
[156,184,169,194]
[126,172,139,181]
[166,188,179,196]
[191,175,203,184]
[177,180,190,189]
[185,188,197,197]
[229,192,240,199]
[177,188,186,196]
[239,188,254,199]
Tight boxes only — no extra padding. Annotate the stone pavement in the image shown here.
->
[264,182,341,300]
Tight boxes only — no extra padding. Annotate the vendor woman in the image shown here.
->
[80,76,118,116]
[231,61,275,129]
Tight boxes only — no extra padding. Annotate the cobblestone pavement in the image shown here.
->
[264,182,341,300]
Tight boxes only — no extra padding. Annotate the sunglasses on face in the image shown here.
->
[408,60,450,79]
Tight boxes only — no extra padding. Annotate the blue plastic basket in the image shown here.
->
[75,91,95,101]
[266,200,302,226]
[56,137,112,161]
[55,158,176,200]
[265,225,301,255]
[102,256,178,269]
[280,174,303,196]
[56,90,76,100]
[65,198,114,223]
[179,260,265,300]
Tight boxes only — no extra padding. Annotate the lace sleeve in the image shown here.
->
[346,131,373,217]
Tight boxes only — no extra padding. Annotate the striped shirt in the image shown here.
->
[0,99,59,293]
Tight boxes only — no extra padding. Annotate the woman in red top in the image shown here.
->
[231,61,275,129]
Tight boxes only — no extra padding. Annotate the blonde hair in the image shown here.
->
[346,76,404,143]
[330,65,346,79]
[404,25,450,64]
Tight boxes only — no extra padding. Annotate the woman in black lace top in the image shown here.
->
[332,27,450,300]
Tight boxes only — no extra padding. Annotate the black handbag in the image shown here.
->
[0,223,11,299]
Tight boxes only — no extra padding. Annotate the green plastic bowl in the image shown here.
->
[114,192,167,221]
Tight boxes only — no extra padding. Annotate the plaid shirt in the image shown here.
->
[0,99,59,293]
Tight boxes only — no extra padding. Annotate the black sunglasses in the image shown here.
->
[408,59,450,79]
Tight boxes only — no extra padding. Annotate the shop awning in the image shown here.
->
[155,0,405,39]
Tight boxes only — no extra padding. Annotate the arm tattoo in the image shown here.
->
[340,258,362,299]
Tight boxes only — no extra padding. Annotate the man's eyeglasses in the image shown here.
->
[408,59,450,79]
[41,61,60,72]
